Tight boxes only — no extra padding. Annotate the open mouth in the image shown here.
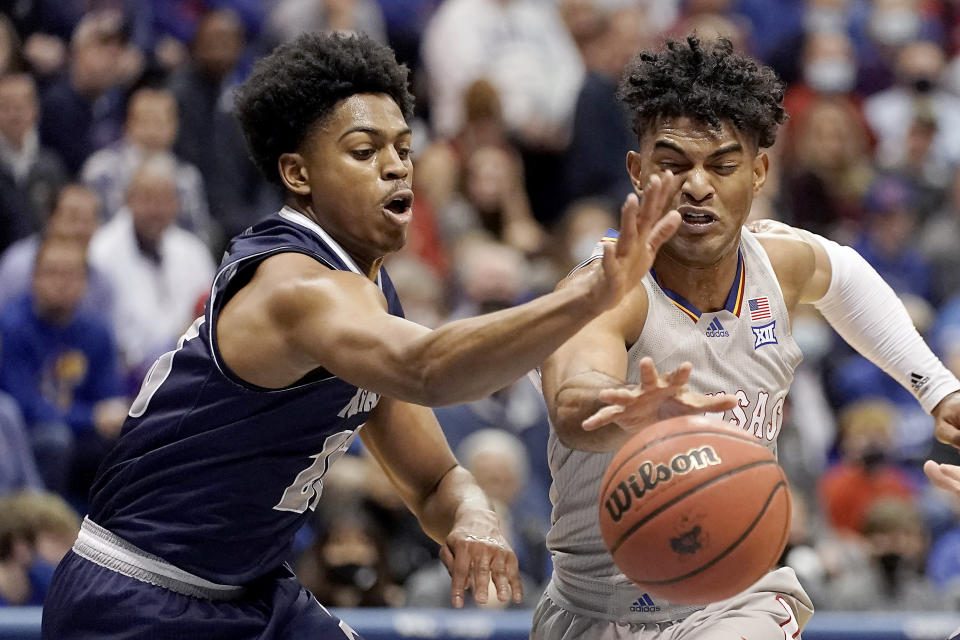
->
[384,195,412,214]
[382,190,414,224]
[678,206,717,226]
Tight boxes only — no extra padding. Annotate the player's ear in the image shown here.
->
[626,151,643,196]
[278,153,311,196]
[752,151,768,194]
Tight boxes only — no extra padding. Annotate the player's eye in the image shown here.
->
[715,164,738,175]
[351,148,375,160]
[397,147,411,160]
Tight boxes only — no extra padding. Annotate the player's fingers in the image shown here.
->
[638,357,659,389]
[598,387,641,404]
[490,551,510,603]
[583,404,626,431]
[646,210,681,255]
[617,193,640,254]
[665,362,693,388]
[448,542,472,608]
[505,550,524,603]
[926,460,960,492]
[472,547,492,605]
[634,173,661,230]
[440,544,455,572]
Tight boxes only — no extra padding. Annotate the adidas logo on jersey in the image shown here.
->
[630,593,661,613]
[705,317,729,338]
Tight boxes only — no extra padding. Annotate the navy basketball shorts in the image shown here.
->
[41,551,362,640]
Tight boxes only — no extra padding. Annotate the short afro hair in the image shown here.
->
[234,32,415,184]
[617,36,786,149]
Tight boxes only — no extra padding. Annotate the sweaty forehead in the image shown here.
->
[643,117,751,153]
[317,93,409,140]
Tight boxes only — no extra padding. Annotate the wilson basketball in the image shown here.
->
[598,415,790,605]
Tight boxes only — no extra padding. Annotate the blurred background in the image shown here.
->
[1,0,960,636]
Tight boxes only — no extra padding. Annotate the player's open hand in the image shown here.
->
[595,173,682,310]
[440,508,522,608]
[582,357,737,432]
[924,460,960,496]
[932,391,960,450]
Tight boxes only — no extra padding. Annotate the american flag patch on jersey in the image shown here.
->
[748,297,771,322]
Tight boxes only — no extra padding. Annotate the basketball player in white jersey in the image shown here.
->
[534,36,960,639]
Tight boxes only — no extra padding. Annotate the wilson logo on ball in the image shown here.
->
[603,446,722,523]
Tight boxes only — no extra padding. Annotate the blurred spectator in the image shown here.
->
[783,30,867,135]
[554,198,617,273]
[670,0,751,52]
[170,8,278,243]
[421,0,584,148]
[0,236,126,496]
[88,155,215,383]
[296,509,404,607]
[864,41,960,172]
[405,429,545,608]
[0,491,79,607]
[447,237,528,320]
[440,146,545,255]
[0,73,67,237]
[81,87,214,243]
[918,159,960,306]
[382,253,446,328]
[0,392,42,495]
[926,482,960,603]
[854,174,932,302]
[781,97,874,237]
[433,380,552,543]
[0,183,112,324]
[826,497,948,610]
[38,11,128,175]
[932,294,960,378]
[818,400,916,534]
[561,5,645,211]
[0,15,26,76]
[266,0,388,46]
[416,78,509,213]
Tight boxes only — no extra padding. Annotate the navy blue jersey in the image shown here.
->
[87,206,404,585]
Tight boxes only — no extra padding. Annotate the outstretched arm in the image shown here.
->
[219,174,682,407]
[361,397,520,608]
[752,220,960,449]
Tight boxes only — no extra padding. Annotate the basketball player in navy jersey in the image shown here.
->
[533,36,960,639]
[39,32,714,640]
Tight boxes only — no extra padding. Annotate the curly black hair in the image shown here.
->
[617,36,786,149]
[234,32,415,184]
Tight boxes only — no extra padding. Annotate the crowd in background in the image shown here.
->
[1,0,960,615]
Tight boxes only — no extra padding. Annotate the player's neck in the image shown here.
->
[284,199,383,281]
[652,248,740,313]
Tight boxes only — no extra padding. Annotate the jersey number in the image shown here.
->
[273,430,358,513]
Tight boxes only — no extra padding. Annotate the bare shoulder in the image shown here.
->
[253,252,387,324]
[746,220,817,311]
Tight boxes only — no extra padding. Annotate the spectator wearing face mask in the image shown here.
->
[825,497,949,611]
[865,40,960,171]
[818,400,916,535]
[783,30,872,147]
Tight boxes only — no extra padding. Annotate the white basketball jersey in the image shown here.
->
[546,228,802,622]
